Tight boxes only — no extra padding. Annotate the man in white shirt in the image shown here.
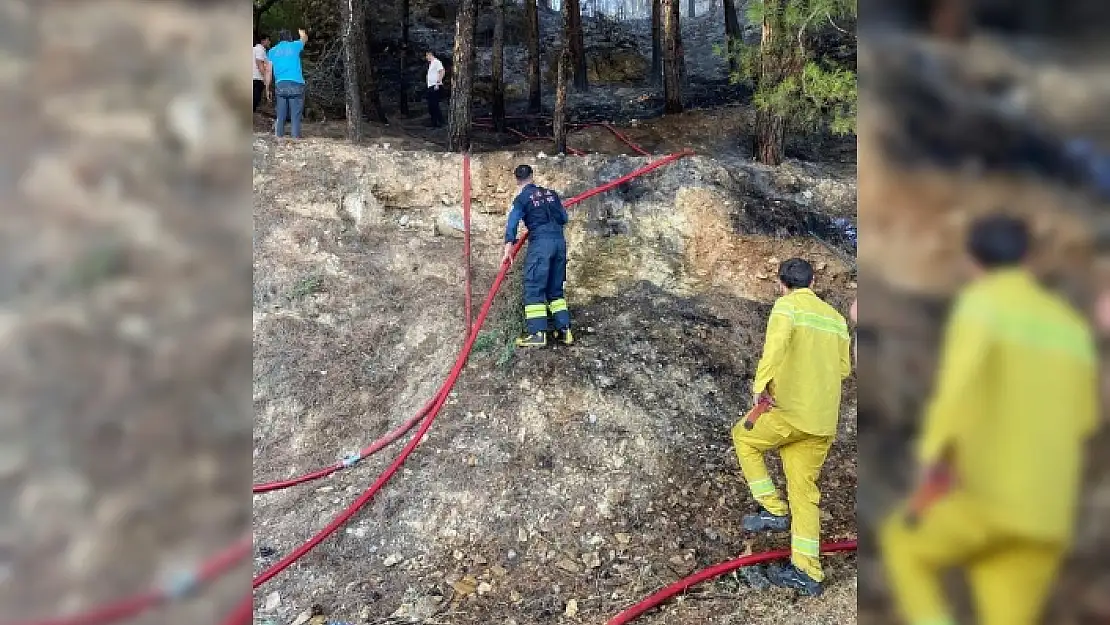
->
[425,51,445,128]
[253,34,271,111]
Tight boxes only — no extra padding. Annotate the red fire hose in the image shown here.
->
[505,126,587,156]
[253,150,695,588]
[607,539,859,625]
[11,151,698,625]
[571,122,649,156]
[252,395,438,493]
[252,149,693,494]
[4,536,251,625]
[216,593,254,625]
[599,123,649,156]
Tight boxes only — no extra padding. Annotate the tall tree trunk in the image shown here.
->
[752,0,789,165]
[753,107,785,164]
[650,0,662,85]
[722,0,740,75]
[492,0,506,131]
[687,0,695,17]
[526,0,542,113]
[673,0,686,86]
[565,0,588,90]
[339,0,364,140]
[661,0,683,113]
[399,0,410,115]
[448,0,478,151]
[359,0,388,124]
[553,49,569,154]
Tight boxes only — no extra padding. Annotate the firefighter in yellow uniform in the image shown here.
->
[880,214,1100,625]
[732,257,852,596]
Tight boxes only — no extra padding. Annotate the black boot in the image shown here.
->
[766,562,823,596]
[742,508,790,532]
[515,331,547,348]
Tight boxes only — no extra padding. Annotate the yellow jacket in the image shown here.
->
[754,288,852,437]
[919,268,1099,543]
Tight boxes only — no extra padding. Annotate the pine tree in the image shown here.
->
[722,0,856,165]
[554,49,570,154]
[651,0,662,85]
[492,0,506,131]
[447,0,478,151]
[399,0,410,115]
[722,0,741,74]
[339,0,363,140]
[661,0,684,113]
[526,0,542,113]
[565,0,588,90]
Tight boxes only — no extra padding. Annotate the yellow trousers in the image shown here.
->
[731,409,833,581]
[880,492,1065,625]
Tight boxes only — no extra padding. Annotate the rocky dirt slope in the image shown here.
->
[252,138,857,624]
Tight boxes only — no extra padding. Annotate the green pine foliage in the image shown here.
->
[718,0,857,137]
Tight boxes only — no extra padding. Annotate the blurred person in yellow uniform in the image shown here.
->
[880,214,1100,625]
[732,258,852,596]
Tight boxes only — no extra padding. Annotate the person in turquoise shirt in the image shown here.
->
[267,28,309,138]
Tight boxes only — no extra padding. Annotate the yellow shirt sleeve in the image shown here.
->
[753,301,794,395]
[917,297,992,465]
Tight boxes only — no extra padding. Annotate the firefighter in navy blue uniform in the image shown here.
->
[502,164,574,347]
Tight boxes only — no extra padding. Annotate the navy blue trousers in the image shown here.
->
[522,236,571,334]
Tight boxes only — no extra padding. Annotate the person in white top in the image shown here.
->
[425,51,446,128]
[253,34,272,111]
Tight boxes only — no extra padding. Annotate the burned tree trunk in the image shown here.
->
[492,0,506,131]
[447,0,478,151]
[526,0,542,113]
[565,0,588,90]
[339,0,363,140]
[661,0,683,113]
[399,0,410,115]
[674,0,686,86]
[753,106,785,164]
[651,0,662,85]
[359,0,387,124]
[723,0,740,74]
[553,49,569,155]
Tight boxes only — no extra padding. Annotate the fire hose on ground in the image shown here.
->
[607,540,859,625]
[252,149,696,589]
[251,146,857,622]
[32,146,846,624]
[9,145,857,625]
[3,536,252,625]
[252,149,694,495]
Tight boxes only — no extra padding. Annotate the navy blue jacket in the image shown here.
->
[504,184,568,244]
